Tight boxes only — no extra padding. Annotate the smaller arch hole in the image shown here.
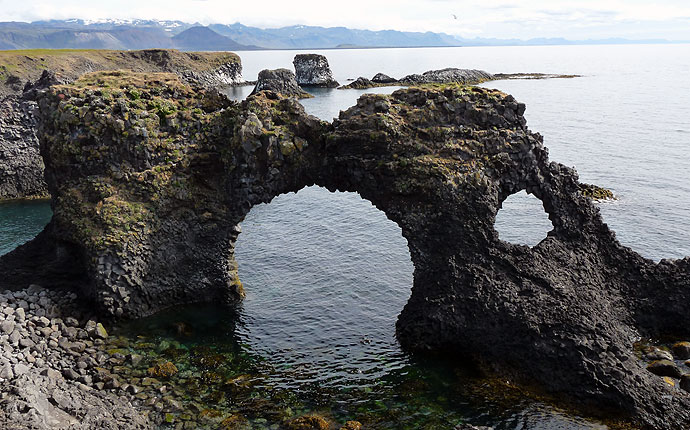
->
[495,190,554,247]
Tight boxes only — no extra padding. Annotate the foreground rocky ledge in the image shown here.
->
[1,71,689,429]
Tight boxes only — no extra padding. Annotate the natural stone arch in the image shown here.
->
[1,71,689,429]
[494,190,554,247]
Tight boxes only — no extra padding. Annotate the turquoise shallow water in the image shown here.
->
[0,199,52,255]
[2,44,689,428]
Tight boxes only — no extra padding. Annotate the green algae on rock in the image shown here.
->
[578,182,616,201]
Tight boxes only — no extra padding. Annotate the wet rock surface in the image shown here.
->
[293,54,339,88]
[1,71,690,429]
[251,69,313,99]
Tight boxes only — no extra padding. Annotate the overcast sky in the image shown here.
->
[1,0,689,40]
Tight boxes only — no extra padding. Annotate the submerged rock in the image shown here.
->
[672,341,690,359]
[251,68,313,99]
[647,360,683,378]
[287,414,331,430]
[293,54,339,88]
[2,71,690,429]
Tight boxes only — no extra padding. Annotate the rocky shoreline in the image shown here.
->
[0,285,150,429]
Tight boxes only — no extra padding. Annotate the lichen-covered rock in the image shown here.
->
[372,73,397,83]
[1,72,690,429]
[399,68,494,85]
[251,69,313,99]
[293,54,339,88]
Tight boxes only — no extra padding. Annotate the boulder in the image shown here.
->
[293,54,339,87]
[672,341,690,359]
[372,72,397,83]
[647,360,683,378]
[250,69,313,99]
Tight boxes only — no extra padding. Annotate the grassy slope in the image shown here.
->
[0,49,240,96]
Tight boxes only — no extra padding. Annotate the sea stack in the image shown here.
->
[251,68,313,98]
[293,54,339,88]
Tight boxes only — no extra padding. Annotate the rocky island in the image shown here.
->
[0,70,687,429]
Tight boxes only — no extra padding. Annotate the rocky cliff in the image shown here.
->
[1,71,689,429]
[0,96,46,199]
[0,49,244,200]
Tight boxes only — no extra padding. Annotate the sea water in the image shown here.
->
[2,44,689,428]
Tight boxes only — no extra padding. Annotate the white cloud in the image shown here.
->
[1,0,689,40]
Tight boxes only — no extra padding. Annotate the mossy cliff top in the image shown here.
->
[39,71,236,254]
[0,49,241,97]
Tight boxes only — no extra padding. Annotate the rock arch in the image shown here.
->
[1,71,689,428]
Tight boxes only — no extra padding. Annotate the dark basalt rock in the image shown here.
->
[399,68,494,85]
[0,95,47,199]
[2,71,690,429]
[371,73,397,84]
[646,360,683,378]
[293,54,339,88]
[251,68,313,99]
[673,341,690,359]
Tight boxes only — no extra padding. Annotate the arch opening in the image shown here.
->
[495,190,554,247]
[233,185,414,388]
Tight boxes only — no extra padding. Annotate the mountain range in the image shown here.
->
[0,19,679,51]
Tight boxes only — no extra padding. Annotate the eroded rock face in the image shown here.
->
[293,54,339,88]
[251,68,313,99]
[0,96,46,199]
[2,71,690,429]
